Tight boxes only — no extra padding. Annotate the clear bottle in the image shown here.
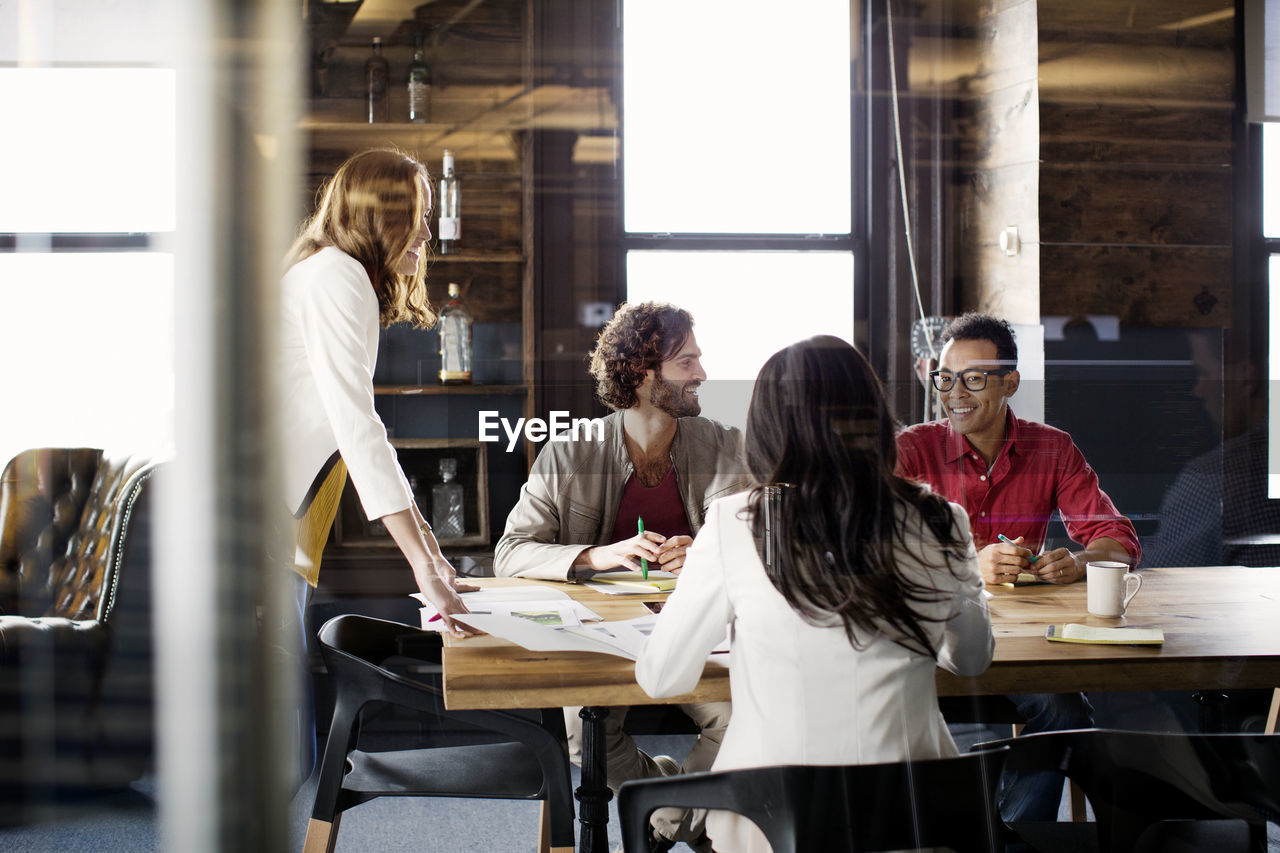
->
[407,33,431,123]
[437,149,461,253]
[365,37,390,123]
[438,282,473,384]
[431,457,466,538]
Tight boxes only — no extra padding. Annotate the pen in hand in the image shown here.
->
[997,533,1038,563]
[638,516,648,579]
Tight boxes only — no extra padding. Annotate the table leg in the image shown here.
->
[576,705,612,853]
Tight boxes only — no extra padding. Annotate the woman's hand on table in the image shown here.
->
[432,552,480,593]
[418,573,476,637]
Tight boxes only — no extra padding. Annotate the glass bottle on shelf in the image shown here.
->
[438,282,472,385]
[431,457,466,539]
[407,33,431,123]
[437,149,461,253]
[364,36,390,123]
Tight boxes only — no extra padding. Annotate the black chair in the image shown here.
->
[976,729,1280,853]
[617,749,1008,853]
[304,614,575,853]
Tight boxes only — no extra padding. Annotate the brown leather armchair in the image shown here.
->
[0,447,164,815]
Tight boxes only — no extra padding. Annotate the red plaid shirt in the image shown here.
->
[895,411,1141,564]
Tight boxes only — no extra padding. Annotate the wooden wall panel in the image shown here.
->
[1040,244,1231,326]
[1039,101,1233,166]
[1036,0,1235,328]
[1040,164,1232,246]
[424,263,522,324]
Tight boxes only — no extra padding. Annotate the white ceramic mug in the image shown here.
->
[1086,561,1142,618]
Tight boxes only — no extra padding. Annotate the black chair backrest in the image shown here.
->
[619,748,1008,853]
[981,729,1280,851]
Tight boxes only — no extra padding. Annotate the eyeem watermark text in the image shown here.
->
[479,411,604,452]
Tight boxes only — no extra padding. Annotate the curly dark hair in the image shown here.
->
[941,312,1018,365]
[588,302,694,410]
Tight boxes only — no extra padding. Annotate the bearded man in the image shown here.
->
[495,300,745,852]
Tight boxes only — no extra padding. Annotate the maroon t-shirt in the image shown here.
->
[610,465,693,544]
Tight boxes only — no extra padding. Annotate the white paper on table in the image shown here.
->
[414,587,602,629]
[582,580,655,595]
[451,612,636,659]
[581,615,731,659]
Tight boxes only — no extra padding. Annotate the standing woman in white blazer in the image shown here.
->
[279,149,473,779]
[635,335,994,853]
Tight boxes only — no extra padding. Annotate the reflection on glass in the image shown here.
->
[1269,255,1280,497]
[0,68,175,232]
[1266,124,1280,238]
[623,0,851,235]
[627,250,854,429]
[0,253,175,466]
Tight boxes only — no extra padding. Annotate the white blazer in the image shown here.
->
[279,247,412,520]
[635,490,993,853]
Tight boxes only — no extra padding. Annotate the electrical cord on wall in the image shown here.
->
[885,0,937,361]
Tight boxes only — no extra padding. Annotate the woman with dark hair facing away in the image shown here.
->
[279,148,474,779]
[636,335,994,853]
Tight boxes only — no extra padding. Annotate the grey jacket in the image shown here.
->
[494,411,750,581]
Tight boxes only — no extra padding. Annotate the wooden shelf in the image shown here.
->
[301,84,616,161]
[374,384,528,396]
[430,251,523,263]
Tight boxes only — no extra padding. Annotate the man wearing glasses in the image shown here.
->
[895,312,1140,824]
[897,312,1139,586]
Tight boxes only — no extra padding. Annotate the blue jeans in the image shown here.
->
[999,692,1094,822]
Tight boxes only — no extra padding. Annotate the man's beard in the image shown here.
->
[650,374,701,418]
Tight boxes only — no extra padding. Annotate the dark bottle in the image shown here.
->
[365,36,390,123]
[407,34,431,123]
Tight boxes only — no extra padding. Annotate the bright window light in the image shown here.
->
[623,0,851,235]
[0,253,175,469]
[0,68,176,232]
[1266,124,1280,238]
[1270,256,1280,497]
[627,250,855,430]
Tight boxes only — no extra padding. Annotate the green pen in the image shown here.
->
[638,516,649,579]
[997,533,1038,563]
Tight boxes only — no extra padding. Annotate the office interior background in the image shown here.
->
[1,0,1278,849]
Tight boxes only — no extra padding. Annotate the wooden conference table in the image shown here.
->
[442,566,1280,853]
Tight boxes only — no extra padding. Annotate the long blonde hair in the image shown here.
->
[286,148,436,328]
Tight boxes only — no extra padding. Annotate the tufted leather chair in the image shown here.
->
[0,447,164,815]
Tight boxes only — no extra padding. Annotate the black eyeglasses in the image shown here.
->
[929,368,1012,393]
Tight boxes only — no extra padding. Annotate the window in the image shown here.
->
[1267,122,1280,495]
[0,68,175,467]
[622,0,855,429]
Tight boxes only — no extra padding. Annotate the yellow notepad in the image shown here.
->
[587,570,678,592]
[1045,624,1164,645]
[999,572,1040,588]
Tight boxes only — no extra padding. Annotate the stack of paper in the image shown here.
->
[414,586,602,632]
[584,570,678,594]
[1044,624,1165,645]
